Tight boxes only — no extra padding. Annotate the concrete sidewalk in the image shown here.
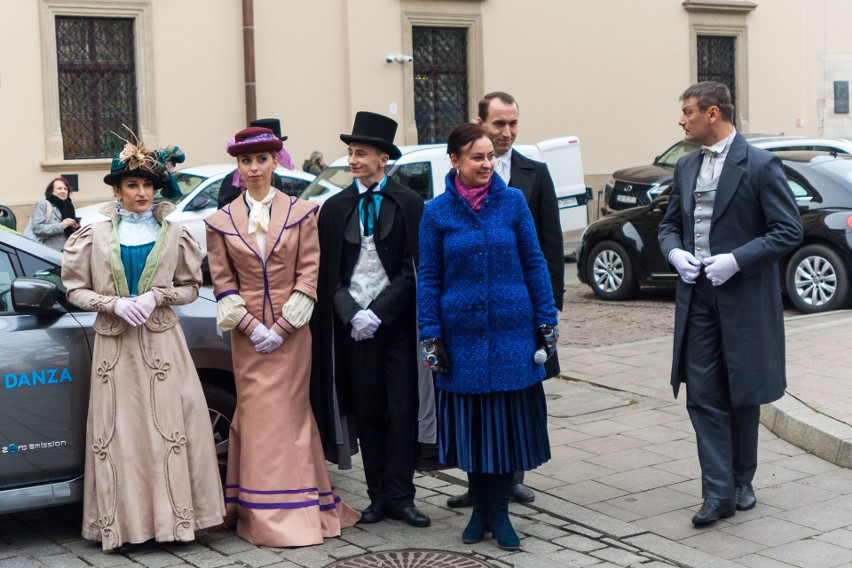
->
[1,310,850,567]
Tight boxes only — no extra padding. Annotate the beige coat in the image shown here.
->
[205,191,359,547]
[62,202,224,550]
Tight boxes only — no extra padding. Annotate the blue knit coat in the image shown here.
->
[417,171,558,395]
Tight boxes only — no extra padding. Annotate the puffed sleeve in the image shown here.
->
[271,207,319,338]
[61,225,117,313]
[205,216,261,337]
[149,226,201,306]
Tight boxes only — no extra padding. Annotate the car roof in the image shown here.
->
[176,163,316,180]
[776,150,852,162]
[0,228,63,265]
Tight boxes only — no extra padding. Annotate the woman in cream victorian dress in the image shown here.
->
[205,126,359,547]
[62,143,224,551]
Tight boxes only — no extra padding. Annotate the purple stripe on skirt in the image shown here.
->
[226,496,342,510]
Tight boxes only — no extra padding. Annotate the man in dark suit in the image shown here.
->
[312,111,429,528]
[446,92,564,509]
[658,82,802,526]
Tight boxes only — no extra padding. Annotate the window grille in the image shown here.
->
[412,27,468,144]
[55,16,137,159]
[697,35,736,113]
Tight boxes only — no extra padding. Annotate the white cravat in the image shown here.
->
[245,187,276,234]
[697,148,717,187]
[496,150,512,185]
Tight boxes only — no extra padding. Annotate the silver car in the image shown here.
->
[0,228,235,514]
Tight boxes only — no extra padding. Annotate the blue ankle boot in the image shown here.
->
[462,473,488,544]
[486,473,520,551]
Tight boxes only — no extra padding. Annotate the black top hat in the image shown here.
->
[340,111,401,160]
[250,118,288,141]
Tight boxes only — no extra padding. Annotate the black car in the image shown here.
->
[578,151,852,314]
[599,136,852,217]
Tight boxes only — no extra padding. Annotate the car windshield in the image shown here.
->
[811,156,852,187]
[153,173,209,206]
[654,141,699,167]
[300,165,391,200]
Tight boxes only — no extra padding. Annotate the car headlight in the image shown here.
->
[647,182,671,200]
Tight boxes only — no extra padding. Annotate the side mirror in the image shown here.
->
[12,278,59,313]
[187,195,213,212]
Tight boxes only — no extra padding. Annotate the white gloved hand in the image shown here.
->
[669,248,701,284]
[704,253,739,286]
[350,326,373,341]
[350,309,381,335]
[133,291,157,321]
[281,291,315,329]
[113,297,147,326]
[249,323,270,345]
[255,328,284,354]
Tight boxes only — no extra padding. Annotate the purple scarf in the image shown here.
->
[454,174,491,212]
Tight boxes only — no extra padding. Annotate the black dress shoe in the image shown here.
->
[691,498,735,526]
[359,503,386,524]
[510,483,535,503]
[447,491,473,508]
[111,542,140,554]
[735,484,756,511]
[386,505,431,528]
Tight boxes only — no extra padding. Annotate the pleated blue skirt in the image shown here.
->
[437,382,551,474]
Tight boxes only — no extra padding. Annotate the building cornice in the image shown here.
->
[682,1,757,14]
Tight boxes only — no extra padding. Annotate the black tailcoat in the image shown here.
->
[510,150,564,378]
[310,179,424,453]
[658,133,803,406]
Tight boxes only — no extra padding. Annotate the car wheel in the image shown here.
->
[786,244,850,313]
[201,383,236,480]
[586,240,638,300]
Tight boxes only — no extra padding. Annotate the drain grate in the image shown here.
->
[325,549,490,568]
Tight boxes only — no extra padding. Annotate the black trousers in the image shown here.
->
[684,273,760,500]
[343,318,419,508]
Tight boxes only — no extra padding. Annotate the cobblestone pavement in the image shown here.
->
[1,276,849,567]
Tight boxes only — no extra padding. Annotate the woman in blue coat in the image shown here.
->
[417,123,558,550]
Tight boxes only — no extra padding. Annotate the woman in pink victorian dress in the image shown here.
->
[205,126,360,547]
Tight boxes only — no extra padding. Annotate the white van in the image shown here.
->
[300,137,590,254]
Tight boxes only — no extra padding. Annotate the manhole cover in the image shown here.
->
[325,549,489,568]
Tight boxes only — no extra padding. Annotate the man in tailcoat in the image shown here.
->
[447,91,565,508]
[311,111,430,528]
[658,82,802,526]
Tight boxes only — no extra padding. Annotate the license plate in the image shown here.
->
[558,196,578,208]
[615,194,637,204]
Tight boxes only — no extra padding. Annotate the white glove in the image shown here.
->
[133,291,157,322]
[281,291,315,329]
[249,323,270,345]
[704,253,739,286]
[351,326,372,341]
[113,297,147,326]
[350,309,381,335]
[669,248,701,284]
[255,328,284,354]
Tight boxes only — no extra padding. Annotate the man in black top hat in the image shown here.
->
[217,118,295,208]
[311,111,429,528]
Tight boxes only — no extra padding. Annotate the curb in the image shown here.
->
[762,393,852,468]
